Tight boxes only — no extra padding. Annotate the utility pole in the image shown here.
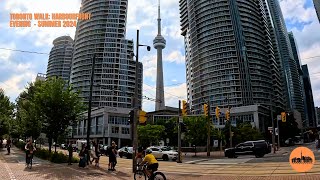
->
[131,29,150,172]
[132,30,140,173]
[206,101,211,157]
[177,100,182,163]
[86,54,96,151]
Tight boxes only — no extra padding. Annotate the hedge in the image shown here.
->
[14,141,79,163]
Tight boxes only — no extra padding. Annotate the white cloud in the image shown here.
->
[0,42,15,62]
[280,0,316,23]
[1,72,36,101]
[165,50,185,64]
[142,83,187,112]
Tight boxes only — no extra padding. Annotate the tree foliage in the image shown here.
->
[227,123,264,146]
[183,116,210,146]
[138,124,165,147]
[0,89,14,138]
[15,81,44,140]
[15,78,85,152]
[154,118,178,146]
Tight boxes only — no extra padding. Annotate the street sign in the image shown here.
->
[213,140,219,147]
[268,127,273,131]
[275,128,278,136]
[166,138,169,144]
[277,115,281,121]
[179,117,183,123]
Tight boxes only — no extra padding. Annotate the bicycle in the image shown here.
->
[134,163,166,180]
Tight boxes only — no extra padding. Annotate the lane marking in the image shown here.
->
[184,159,209,164]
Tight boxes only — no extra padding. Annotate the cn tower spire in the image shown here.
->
[157,0,161,35]
[154,0,166,111]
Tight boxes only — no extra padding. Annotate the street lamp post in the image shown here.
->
[86,54,96,151]
[132,29,150,173]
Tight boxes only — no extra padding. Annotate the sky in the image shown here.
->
[0,0,319,113]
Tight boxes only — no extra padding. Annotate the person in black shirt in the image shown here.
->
[67,142,73,165]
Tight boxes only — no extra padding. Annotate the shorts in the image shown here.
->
[147,163,158,171]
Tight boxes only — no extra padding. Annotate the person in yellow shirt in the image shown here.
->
[139,149,158,177]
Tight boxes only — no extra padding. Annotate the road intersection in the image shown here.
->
[1,144,320,180]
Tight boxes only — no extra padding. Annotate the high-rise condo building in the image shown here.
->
[179,0,283,130]
[69,0,142,147]
[301,65,317,128]
[288,32,306,123]
[267,0,304,119]
[314,0,320,23]
[46,36,73,82]
[70,0,142,108]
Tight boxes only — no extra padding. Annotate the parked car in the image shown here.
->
[160,146,178,152]
[224,140,269,158]
[293,136,303,145]
[118,147,133,159]
[147,146,178,161]
[60,144,66,149]
[284,138,295,146]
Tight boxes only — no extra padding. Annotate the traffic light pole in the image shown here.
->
[177,100,182,163]
[132,30,140,173]
[207,102,211,157]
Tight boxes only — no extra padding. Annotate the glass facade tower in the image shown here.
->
[70,0,142,108]
[47,36,73,82]
[179,0,283,114]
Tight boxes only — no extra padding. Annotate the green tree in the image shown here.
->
[34,77,85,152]
[15,81,44,141]
[154,118,177,146]
[183,116,209,146]
[0,89,14,138]
[138,124,165,147]
[278,113,300,143]
[230,123,264,145]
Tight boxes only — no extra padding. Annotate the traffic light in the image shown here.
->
[180,122,187,132]
[215,106,220,119]
[225,108,230,121]
[203,103,209,117]
[128,110,134,124]
[281,112,286,122]
[182,100,187,116]
[139,110,147,125]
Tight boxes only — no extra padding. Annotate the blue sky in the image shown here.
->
[0,0,320,112]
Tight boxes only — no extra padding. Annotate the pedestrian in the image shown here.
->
[6,138,12,155]
[67,142,73,165]
[136,147,143,169]
[84,143,90,165]
[108,141,117,171]
[91,142,100,167]
[78,144,86,168]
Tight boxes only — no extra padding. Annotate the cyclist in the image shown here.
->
[139,149,159,177]
[25,139,35,166]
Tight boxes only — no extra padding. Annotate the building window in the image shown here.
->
[121,127,130,134]
[112,126,119,134]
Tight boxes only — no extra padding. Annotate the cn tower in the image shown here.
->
[154,0,166,111]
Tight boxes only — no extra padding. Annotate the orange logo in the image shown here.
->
[289,147,315,172]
